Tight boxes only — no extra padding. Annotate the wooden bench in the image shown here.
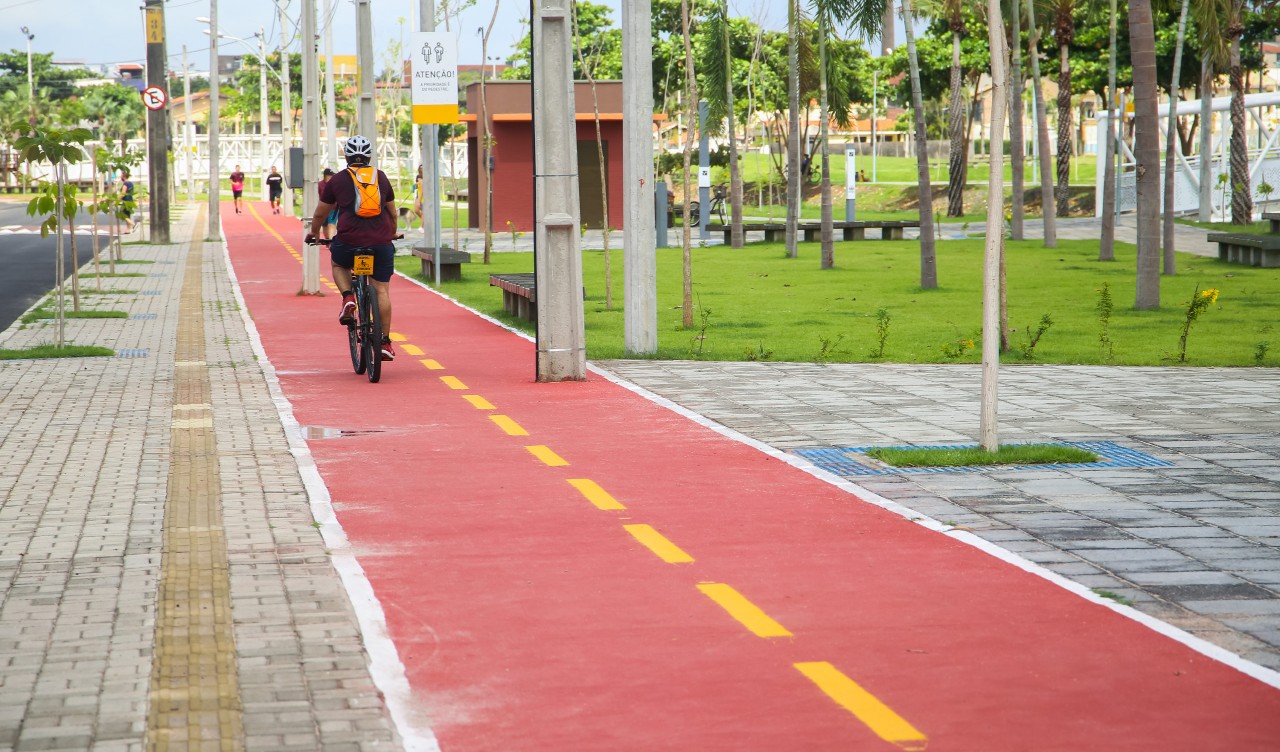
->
[705,220,919,245]
[412,245,472,281]
[490,273,537,321]
[1206,232,1280,268]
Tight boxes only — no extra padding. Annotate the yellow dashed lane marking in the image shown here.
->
[420,359,444,370]
[525,445,568,467]
[401,343,424,356]
[623,524,694,563]
[696,583,792,638]
[794,662,927,751]
[566,478,626,510]
[462,394,496,410]
[490,414,529,436]
[390,332,407,342]
[441,376,468,390]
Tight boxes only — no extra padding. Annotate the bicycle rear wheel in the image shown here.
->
[352,280,369,375]
[347,318,361,374]
[364,284,382,383]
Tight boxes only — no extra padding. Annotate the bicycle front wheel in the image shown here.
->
[364,284,382,383]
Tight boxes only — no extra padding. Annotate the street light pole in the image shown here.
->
[323,0,337,165]
[278,0,294,216]
[302,0,320,293]
[259,28,268,172]
[183,45,193,201]
[355,0,376,155]
[21,26,34,126]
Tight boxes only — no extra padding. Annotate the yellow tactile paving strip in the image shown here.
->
[146,223,245,751]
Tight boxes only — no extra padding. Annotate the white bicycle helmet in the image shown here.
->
[344,135,373,163]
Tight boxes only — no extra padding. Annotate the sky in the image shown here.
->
[0,0,836,77]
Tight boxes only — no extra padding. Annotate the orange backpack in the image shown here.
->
[347,166,382,218]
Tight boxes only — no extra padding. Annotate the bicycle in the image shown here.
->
[306,236,393,383]
[687,184,727,226]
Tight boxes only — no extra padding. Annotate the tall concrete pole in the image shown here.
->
[355,0,377,157]
[533,0,585,381]
[881,3,895,56]
[323,0,338,166]
[302,0,320,293]
[183,45,193,201]
[419,0,442,281]
[207,2,221,241]
[622,0,656,354]
[278,0,295,216]
[144,0,170,243]
[258,28,268,165]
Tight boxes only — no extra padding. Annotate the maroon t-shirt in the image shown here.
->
[319,166,396,246]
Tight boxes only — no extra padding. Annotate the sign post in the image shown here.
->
[845,144,856,221]
[410,31,458,288]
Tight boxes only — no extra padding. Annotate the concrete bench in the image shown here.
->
[705,220,919,245]
[1262,212,1280,235]
[1206,232,1280,268]
[490,273,537,321]
[412,245,471,281]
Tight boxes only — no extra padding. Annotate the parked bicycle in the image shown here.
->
[688,184,727,226]
[306,236,399,383]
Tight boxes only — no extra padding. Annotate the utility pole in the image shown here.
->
[533,0,585,381]
[622,0,656,354]
[183,45,193,201]
[302,0,320,293]
[420,0,441,285]
[207,0,221,241]
[278,0,295,216]
[323,0,338,165]
[258,28,268,176]
[144,0,170,243]
[355,0,377,156]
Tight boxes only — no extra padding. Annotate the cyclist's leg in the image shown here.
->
[370,242,395,336]
[371,279,391,334]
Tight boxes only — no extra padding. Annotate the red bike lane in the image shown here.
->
[224,202,1280,751]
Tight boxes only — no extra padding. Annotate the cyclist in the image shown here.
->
[305,135,399,361]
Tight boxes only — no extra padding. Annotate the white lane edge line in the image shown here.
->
[225,238,442,752]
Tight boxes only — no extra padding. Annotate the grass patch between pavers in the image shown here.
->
[80,272,147,278]
[20,308,128,324]
[0,344,114,360]
[866,444,1098,468]
[109,259,155,264]
[398,236,1280,366]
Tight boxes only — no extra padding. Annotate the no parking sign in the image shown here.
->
[141,86,167,111]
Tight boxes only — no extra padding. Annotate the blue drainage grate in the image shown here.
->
[792,441,1174,477]
[130,313,157,320]
[140,290,162,295]
[116,349,149,358]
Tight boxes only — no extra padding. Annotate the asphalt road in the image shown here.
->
[0,200,104,333]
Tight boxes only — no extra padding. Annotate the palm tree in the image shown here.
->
[1025,0,1057,246]
[1226,0,1252,225]
[1051,0,1076,218]
[680,0,697,328]
[1099,0,1118,260]
[1129,0,1160,309]
[1161,0,1191,274]
[902,0,939,288]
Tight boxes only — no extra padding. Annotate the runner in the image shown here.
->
[119,169,136,231]
[318,168,338,238]
[266,166,284,215]
[229,165,246,214]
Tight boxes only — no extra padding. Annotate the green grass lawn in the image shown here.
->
[399,236,1278,367]
[734,153,1097,189]
[866,444,1099,467]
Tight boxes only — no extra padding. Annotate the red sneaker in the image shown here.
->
[380,339,395,361]
[338,295,356,325]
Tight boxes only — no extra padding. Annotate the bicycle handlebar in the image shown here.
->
[305,234,404,247]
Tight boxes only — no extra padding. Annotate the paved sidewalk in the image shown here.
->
[0,206,399,751]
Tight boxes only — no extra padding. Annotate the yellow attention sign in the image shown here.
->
[410,32,459,124]
[146,8,164,44]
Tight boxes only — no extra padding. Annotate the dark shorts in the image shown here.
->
[232,189,243,198]
[269,188,282,199]
[329,238,395,283]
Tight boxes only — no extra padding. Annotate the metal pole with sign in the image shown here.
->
[845,143,856,220]
[698,100,710,241]
[410,28,458,288]
[144,0,170,243]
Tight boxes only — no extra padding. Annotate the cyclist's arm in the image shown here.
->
[309,200,335,237]
[384,198,398,235]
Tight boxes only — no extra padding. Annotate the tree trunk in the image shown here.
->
[55,165,66,348]
[1198,56,1214,221]
[1161,0,1189,275]
[1009,0,1025,241]
[91,155,102,290]
[1056,43,1072,217]
[1025,1,1056,246]
[902,0,937,288]
[819,30,833,269]
[1100,0,1118,261]
[785,0,801,258]
[1130,0,1161,310]
[946,29,965,217]
[572,4,613,308]
[981,0,1008,452]
[680,0,696,328]
[1229,34,1252,225]
[724,0,743,249]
